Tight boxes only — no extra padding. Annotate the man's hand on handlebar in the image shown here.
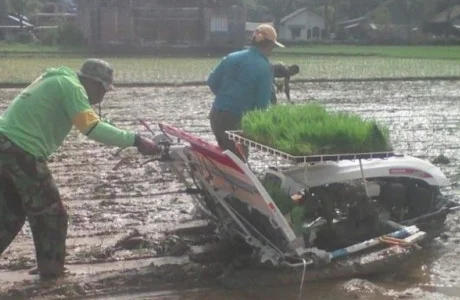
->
[134,134,162,156]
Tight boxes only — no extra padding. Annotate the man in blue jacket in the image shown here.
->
[207,24,284,160]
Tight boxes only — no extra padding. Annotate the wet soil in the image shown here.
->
[0,81,459,299]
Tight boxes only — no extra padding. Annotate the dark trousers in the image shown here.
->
[0,134,68,278]
[209,109,248,161]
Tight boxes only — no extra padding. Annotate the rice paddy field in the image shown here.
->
[1,45,460,85]
[1,44,460,299]
[277,45,460,60]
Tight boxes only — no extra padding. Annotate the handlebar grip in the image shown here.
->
[139,119,155,135]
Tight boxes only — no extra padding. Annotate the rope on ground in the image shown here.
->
[298,258,307,300]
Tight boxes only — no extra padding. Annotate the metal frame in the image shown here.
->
[226,130,399,164]
[226,130,400,198]
[153,124,431,269]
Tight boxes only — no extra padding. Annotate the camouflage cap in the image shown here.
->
[78,59,115,91]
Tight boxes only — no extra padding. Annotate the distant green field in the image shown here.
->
[1,43,460,84]
[2,42,460,60]
[1,54,459,85]
[275,45,460,60]
[0,57,216,84]
[0,41,88,54]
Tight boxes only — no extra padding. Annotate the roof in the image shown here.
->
[7,14,34,27]
[337,17,368,26]
[431,5,460,23]
[337,0,399,26]
[35,13,76,17]
[344,23,360,29]
[280,7,323,24]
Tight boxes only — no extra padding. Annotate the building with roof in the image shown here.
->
[277,7,325,42]
[422,5,460,37]
[0,13,35,41]
[430,5,460,25]
[76,0,246,52]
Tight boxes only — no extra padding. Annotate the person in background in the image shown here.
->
[270,63,300,104]
[0,59,160,279]
[207,24,285,161]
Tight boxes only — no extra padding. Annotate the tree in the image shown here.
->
[371,5,391,25]
[436,0,456,14]
[346,0,382,19]
[308,0,344,40]
[7,0,45,28]
[242,0,308,30]
[0,0,9,40]
[8,0,45,16]
[240,0,272,22]
[239,0,448,40]
[0,0,10,23]
[401,0,440,42]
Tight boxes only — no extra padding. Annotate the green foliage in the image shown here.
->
[8,0,44,16]
[0,0,10,22]
[39,27,59,45]
[240,0,271,22]
[38,22,85,46]
[241,104,392,155]
[14,31,35,43]
[239,0,444,32]
[290,205,308,236]
[240,0,308,25]
[372,6,391,25]
[262,180,306,235]
[263,181,293,215]
[56,21,85,46]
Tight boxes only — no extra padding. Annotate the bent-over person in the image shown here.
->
[271,63,300,104]
[0,59,160,279]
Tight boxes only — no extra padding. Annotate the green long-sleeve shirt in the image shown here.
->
[0,66,135,159]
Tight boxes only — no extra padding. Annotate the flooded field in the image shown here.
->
[0,80,459,299]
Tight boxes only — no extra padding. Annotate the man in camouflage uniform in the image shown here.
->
[0,59,160,279]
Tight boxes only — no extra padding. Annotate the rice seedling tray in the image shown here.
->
[226,130,398,164]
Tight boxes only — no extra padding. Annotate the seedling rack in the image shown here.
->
[226,130,401,197]
[226,130,398,163]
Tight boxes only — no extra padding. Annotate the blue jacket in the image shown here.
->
[207,47,273,117]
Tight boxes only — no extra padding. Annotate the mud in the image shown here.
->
[0,80,459,299]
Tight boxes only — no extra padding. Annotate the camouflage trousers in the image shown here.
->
[0,134,68,278]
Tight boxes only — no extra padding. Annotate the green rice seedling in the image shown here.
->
[241,103,392,155]
[262,181,293,215]
[262,180,310,236]
[290,205,309,236]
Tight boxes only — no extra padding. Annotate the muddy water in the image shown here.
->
[0,80,459,299]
